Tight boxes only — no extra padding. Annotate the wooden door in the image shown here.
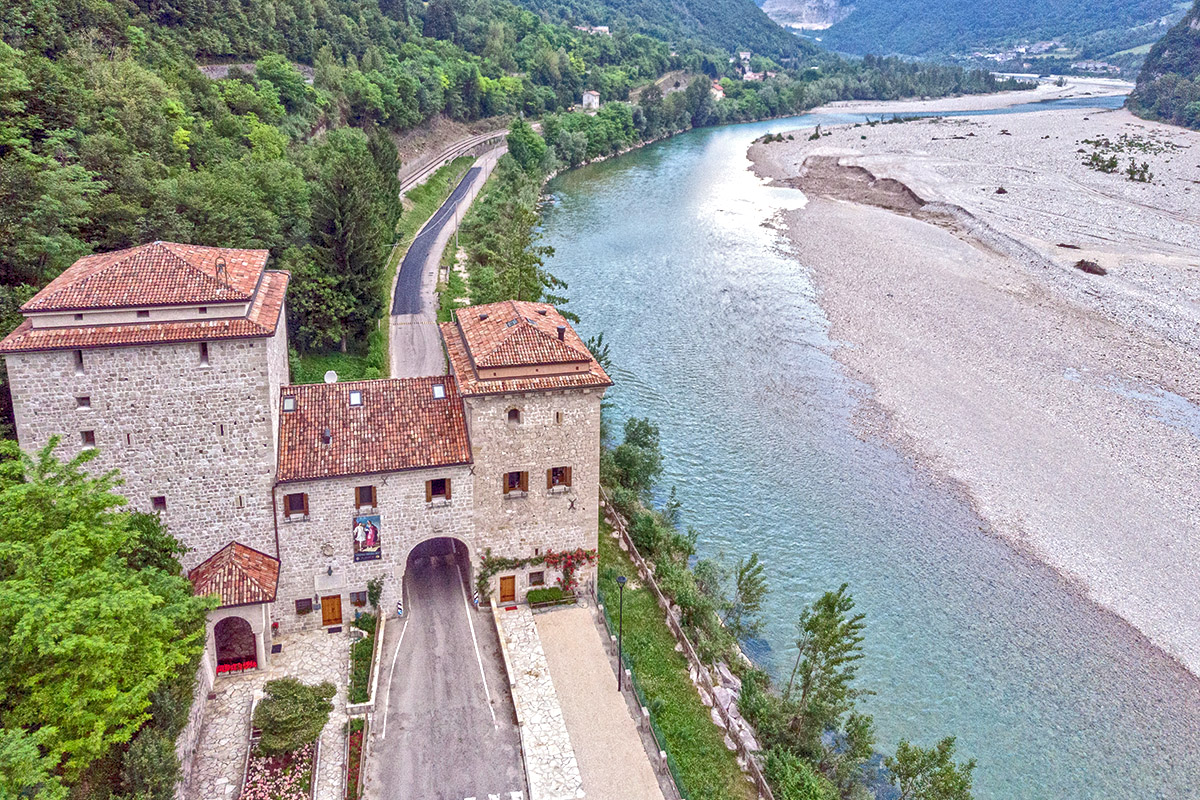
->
[321,594,343,626]
[499,576,516,604]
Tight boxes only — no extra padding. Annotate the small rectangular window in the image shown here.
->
[198,307,208,314]
[73,350,84,375]
[282,396,296,412]
[350,591,368,607]
[126,432,133,446]
[295,598,313,615]
[217,423,226,437]
[432,383,446,399]
[199,342,209,366]
[503,471,528,494]
[76,396,91,410]
[73,313,84,321]
[81,430,95,448]
[151,495,167,512]
[235,495,244,509]
[136,310,150,319]
[426,478,450,502]
[548,466,572,488]
[285,492,308,517]
[349,390,363,407]
[555,411,563,425]
[529,571,545,586]
[355,485,376,508]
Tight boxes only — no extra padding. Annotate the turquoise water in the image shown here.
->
[540,99,1200,799]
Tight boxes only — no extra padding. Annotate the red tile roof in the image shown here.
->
[189,541,280,608]
[0,271,288,354]
[442,301,612,396]
[276,376,472,482]
[23,242,267,312]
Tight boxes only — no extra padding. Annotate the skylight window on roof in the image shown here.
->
[526,318,538,325]
[349,390,363,407]
[432,384,446,399]
[505,319,519,327]
[282,396,296,412]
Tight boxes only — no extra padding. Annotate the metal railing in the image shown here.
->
[398,130,507,196]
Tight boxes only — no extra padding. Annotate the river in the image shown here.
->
[539,96,1200,800]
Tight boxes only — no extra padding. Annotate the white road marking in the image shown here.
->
[379,602,411,741]
[457,563,498,727]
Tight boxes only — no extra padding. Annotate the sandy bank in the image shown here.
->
[749,102,1200,676]
[814,76,1132,115]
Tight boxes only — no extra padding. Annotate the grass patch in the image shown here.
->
[386,155,476,299]
[291,351,377,385]
[349,613,377,704]
[597,519,755,800]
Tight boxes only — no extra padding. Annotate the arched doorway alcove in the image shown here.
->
[214,615,256,667]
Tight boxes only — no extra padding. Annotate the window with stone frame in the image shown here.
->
[295,598,313,615]
[529,571,545,586]
[355,485,376,509]
[426,478,451,502]
[503,471,528,495]
[350,591,368,607]
[285,492,308,518]
[81,430,96,449]
[547,466,572,489]
[151,495,167,512]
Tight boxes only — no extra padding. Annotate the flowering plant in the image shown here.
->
[216,660,257,674]
[542,547,597,592]
[240,741,314,800]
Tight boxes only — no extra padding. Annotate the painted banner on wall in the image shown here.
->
[353,515,382,562]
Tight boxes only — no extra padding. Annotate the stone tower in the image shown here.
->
[0,242,290,566]
[441,300,612,599]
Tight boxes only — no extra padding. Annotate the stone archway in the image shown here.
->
[213,615,256,666]
[403,537,474,612]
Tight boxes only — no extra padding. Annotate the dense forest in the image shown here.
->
[1128,0,1200,128]
[811,0,1186,66]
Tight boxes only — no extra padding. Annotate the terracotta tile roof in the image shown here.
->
[188,541,280,608]
[276,376,472,482]
[442,301,612,396]
[0,271,288,354]
[23,242,267,312]
[455,301,593,368]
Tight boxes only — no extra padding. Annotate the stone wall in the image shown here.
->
[272,465,475,633]
[4,330,287,568]
[464,387,604,593]
[175,648,216,800]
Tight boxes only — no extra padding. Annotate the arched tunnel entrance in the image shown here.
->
[403,536,473,613]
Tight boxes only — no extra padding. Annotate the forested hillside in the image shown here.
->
[799,0,1185,69]
[1128,0,1200,128]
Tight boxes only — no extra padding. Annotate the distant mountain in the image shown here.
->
[767,0,1188,68]
[1128,0,1200,127]
[519,0,810,57]
[759,0,852,30]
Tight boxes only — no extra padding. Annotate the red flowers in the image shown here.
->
[542,548,597,592]
[216,660,258,674]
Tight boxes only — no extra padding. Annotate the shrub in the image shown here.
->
[764,747,838,800]
[121,728,179,800]
[1074,259,1107,275]
[253,678,336,756]
[527,586,566,604]
[630,510,665,555]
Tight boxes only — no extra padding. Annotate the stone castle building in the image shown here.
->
[0,242,610,670]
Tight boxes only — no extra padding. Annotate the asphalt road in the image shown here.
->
[370,541,524,800]
[391,166,481,316]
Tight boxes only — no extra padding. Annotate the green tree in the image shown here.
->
[252,678,337,756]
[506,117,547,173]
[120,727,180,800]
[0,729,67,800]
[0,441,212,780]
[612,417,663,495]
[725,551,768,641]
[886,737,976,800]
[783,584,869,757]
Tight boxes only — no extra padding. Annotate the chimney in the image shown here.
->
[556,326,566,341]
[320,428,332,445]
[479,313,489,321]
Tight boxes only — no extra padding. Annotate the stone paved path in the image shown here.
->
[187,629,350,800]
[535,606,667,800]
[495,606,585,800]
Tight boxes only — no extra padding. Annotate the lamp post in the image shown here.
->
[616,575,627,691]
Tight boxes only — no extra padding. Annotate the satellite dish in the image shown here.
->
[324,370,338,384]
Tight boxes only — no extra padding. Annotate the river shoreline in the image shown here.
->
[747,96,1200,678]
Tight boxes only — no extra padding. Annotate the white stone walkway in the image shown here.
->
[187,629,350,800]
[495,606,585,800]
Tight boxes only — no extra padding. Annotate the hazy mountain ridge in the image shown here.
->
[1128,0,1200,127]
[763,0,1188,71]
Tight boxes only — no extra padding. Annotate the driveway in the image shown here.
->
[389,147,505,379]
[368,543,525,800]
